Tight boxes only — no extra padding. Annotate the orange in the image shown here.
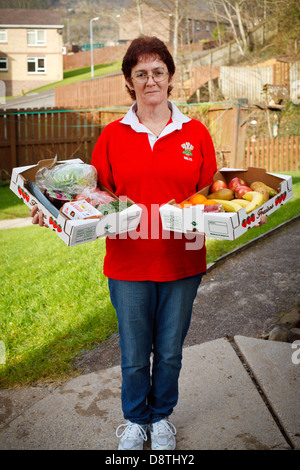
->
[188,194,207,205]
[204,199,218,205]
[178,200,193,209]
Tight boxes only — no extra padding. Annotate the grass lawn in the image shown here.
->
[6,61,122,98]
[0,229,117,387]
[0,183,30,219]
[0,172,299,388]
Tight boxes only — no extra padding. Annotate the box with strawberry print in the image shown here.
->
[10,158,142,246]
[160,167,293,240]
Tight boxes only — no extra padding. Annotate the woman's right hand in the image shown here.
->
[30,205,48,227]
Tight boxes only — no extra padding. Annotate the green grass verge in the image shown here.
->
[0,230,116,388]
[0,183,30,219]
[25,61,122,95]
[5,60,122,99]
[0,172,299,388]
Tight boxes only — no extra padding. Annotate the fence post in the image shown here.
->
[8,110,17,171]
[228,99,248,168]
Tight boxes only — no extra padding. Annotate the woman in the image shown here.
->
[91,36,217,450]
[31,36,217,450]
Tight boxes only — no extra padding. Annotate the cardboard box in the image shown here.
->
[10,158,142,246]
[160,167,293,240]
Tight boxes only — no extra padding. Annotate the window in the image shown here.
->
[196,21,200,31]
[0,29,7,42]
[27,29,46,46]
[206,23,210,31]
[27,57,46,74]
[0,58,8,71]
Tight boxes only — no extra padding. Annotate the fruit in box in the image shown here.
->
[207,188,234,200]
[242,191,265,213]
[228,177,246,191]
[212,199,244,212]
[189,194,207,205]
[210,180,228,193]
[234,185,252,198]
[177,174,279,215]
[250,181,277,197]
[250,185,269,202]
[178,200,193,209]
[233,199,250,208]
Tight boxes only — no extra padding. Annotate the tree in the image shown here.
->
[172,0,179,65]
[212,24,227,43]
[212,0,248,56]
[141,0,197,65]
[136,0,144,35]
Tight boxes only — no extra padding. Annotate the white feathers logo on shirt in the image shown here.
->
[181,142,194,161]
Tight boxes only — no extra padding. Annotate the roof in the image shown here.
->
[0,9,63,28]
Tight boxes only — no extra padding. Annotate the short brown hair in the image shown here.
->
[122,36,176,100]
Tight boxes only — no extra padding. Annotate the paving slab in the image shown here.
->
[0,366,122,450]
[234,335,300,450]
[0,386,50,431]
[173,338,289,450]
[0,338,290,450]
[0,218,32,230]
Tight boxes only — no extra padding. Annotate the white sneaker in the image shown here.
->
[116,421,148,450]
[150,418,176,450]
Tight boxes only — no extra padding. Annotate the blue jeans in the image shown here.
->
[108,273,204,425]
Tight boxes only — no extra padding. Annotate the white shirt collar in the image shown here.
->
[120,100,191,136]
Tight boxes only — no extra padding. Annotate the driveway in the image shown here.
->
[0,89,55,109]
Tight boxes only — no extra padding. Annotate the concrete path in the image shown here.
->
[0,335,299,450]
[0,89,55,110]
[0,218,32,230]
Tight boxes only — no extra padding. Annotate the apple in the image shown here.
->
[234,185,252,198]
[228,177,246,191]
[210,180,228,193]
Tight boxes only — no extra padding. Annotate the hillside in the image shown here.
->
[0,0,220,47]
[0,0,133,45]
[1,0,298,53]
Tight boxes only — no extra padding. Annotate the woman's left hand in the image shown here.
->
[255,214,268,227]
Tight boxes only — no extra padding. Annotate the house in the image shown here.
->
[0,9,64,97]
[118,4,170,44]
[118,3,230,45]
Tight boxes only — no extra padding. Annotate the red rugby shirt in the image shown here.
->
[91,104,217,281]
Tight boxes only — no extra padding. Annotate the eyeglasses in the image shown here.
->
[131,70,169,84]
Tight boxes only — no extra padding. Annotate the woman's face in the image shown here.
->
[128,54,173,107]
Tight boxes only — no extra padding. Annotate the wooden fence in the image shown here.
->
[55,73,133,109]
[1,102,244,179]
[1,104,299,180]
[246,136,299,172]
[219,61,297,102]
[0,108,102,179]
[54,71,197,109]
